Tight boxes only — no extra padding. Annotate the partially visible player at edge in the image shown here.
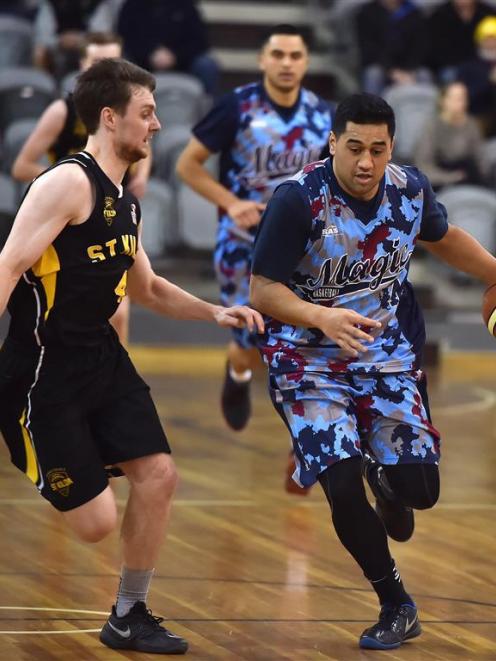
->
[11,32,151,346]
[0,58,263,655]
[250,93,496,650]
[177,25,332,488]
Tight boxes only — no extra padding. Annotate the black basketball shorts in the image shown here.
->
[0,335,170,511]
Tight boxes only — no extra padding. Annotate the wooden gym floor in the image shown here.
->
[0,347,494,660]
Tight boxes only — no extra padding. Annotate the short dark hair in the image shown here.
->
[262,24,308,49]
[73,58,155,134]
[80,31,123,58]
[333,93,395,139]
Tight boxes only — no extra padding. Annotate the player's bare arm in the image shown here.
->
[176,136,265,229]
[420,224,496,285]
[250,274,381,357]
[127,240,264,332]
[11,99,69,182]
[126,149,152,199]
[0,164,92,316]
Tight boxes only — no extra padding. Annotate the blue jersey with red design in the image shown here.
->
[192,82,332,237]
[252,158,448,375]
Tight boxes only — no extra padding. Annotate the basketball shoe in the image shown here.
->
[221,362,251,430]
[100,601,188,654]
[362,451,414,542]
[359,603,421,649]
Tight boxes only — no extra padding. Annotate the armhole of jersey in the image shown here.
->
[56,155,100,226]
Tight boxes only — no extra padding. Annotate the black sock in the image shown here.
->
[368,559,414,607]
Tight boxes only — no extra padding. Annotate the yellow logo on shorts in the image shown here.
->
[47,468,74,497]
[104,196,117,226]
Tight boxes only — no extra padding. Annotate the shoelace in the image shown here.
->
[377,605,409,631]
[143,607,165,629]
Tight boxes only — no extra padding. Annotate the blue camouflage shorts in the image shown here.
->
[214,229,258,349]
[269,369,441,488]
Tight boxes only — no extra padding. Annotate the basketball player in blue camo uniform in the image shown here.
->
[177,25,332,456]
[251,93,496,650]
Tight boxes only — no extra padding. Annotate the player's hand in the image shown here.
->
[227,199,266,229]
[213,305,265,333]
[150,47,176,70]
[316,308,381,357]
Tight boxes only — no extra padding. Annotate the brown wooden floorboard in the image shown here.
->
[0,348,494,660]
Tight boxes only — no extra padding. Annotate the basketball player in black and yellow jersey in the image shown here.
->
[11,32,151,346]
[0,58,263,655]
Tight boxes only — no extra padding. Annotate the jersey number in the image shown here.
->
[115,271,128,302]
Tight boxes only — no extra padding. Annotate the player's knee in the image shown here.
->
[142,456,179,502]
[385,464,440,510]
[64,497,118,543]
[72,511,117,543]
[156,462,179,500]
[78,519,116,543]
[406,482,440,510]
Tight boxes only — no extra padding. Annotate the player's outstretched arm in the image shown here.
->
[127,242,264,332]
[250,274,381,358]
[176,137,264,229]
[420,224,496,285]
[0,164,91,318]
[11,99,68,182]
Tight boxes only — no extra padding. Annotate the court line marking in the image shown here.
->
[0,629,101,635]
[0,607,107,635]
[433,386,496,416]
[0,498,493,510]
[0,607,108,614]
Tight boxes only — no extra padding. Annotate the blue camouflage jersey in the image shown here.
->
[254,158,448,376]
[193,82,332,239]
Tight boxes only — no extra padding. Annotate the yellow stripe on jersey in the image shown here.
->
[19,409,39,485]
[32,244,61,320]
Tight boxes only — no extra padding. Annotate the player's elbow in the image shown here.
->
[128,283,154,308]
[249,275,263,311]
[175,151,189,182]
[11,156,26,182]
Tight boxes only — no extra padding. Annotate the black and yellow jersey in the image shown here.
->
[48,94,87,164]
[7,152,141,348]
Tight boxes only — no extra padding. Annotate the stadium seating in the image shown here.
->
[437,184,496,254]
[139,178,175,257]
[153,73,209,128]
[0,16,33,69]
[0,67,56,134]
[384,83,438,163]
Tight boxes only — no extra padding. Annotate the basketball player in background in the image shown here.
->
[11,32,151,346]
[250,92,496,649]
[177,24,332,492]
[0,57,263,654]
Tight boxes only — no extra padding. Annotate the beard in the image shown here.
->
[116,141,147,164]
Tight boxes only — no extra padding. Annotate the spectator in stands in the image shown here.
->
[426,1,495,83]
[414,81,488,189]
[116,0,219,95]
[457,15,496,137]
[33,0,104,77]
[0,0,40,22]
[355,0,431,95]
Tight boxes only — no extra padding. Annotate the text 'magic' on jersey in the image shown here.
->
[252,158,448,375]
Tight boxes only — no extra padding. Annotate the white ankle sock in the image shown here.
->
[229,367,252,383]
[115,567,154,617]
